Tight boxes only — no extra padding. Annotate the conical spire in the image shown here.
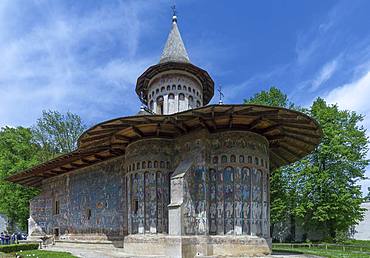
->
[159,13,190,64]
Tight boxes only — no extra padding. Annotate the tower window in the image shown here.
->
[156,96,164,114]
[188,87,192,92]
[168,93,174,99]
[172,84,176,90]
[152,91,154,96]
[178,85,181,90]
[149,100,154,110]
[161,86,165,92]
[183,85,187,91]
[179,93,185,101]
[196,100,201,107]
[167,85,171,91]
[156,89,159,94]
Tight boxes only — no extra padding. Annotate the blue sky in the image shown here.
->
[0,0,369,195]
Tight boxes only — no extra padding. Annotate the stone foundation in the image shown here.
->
[124,234,271,258]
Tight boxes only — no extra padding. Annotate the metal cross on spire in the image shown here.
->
[218,85,224,105]
[171,4,177,23]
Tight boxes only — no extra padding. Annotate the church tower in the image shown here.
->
[136,13,214,114]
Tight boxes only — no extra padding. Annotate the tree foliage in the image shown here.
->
[0,127,40,230]
[0,110,87,231]
[245,87,369,241]
[31,110,87,161]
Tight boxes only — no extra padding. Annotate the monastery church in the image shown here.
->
[7,12,322,258]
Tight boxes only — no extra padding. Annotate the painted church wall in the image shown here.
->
[29,156,126,238]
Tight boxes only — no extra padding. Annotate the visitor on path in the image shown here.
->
[0,232,4,245]
[4,232,10,244]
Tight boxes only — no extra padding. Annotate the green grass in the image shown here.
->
[273,247,370,258]
[12,250,77,258]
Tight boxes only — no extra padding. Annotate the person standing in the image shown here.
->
[0,232,4,245]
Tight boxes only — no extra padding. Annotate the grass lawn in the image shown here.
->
[0,250,78,258]
[273,247,370,258]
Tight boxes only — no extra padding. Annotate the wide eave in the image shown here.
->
[7,104,322,188]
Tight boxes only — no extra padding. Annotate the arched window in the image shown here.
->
[188,87,192,92]
[137,162,140,170]
[179,93,185,101]
[149,100,154,110]
[168,93,174,99]
[149,94,151,99]
[196,91,199,96]
[156,96,164,114]
[148,161,152,168]
[142,161,146,169]
[172,84,176,90]
[154,161,158,168]
[255,157,259,165]
[221,155,227,164]
[161,86,165,92]
[248,156,252,163]
[239,155,245,163]
[132,163,135,170]
[160,161,165,168]
[128,165,131,172]
[188,95,194,108]
[152,91,154,96]
[183,85,187,91]
[167,85,171,91]
[230,155,236,162]
[213,156,218,164]
[261,159,264,167]
[156,88,159,94]
[196,101,201,107]
[178,85,181,90]
[166,161,170,169]
[193,89,195,93]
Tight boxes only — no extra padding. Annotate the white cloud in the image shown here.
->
[325,69,370,196]
[310,59,339,92]
[0,0,162,127]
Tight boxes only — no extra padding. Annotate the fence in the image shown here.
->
[273,243,370,254]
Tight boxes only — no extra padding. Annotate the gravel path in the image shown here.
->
[43,243,322,258]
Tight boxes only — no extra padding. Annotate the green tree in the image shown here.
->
[296,98,368,239]
[0,127,40,230]
[32,110,87,161]
[245,87,369,241]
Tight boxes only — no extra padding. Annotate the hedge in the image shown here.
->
[0,243,39,253]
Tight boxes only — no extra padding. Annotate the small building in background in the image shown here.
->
[353,202,370,240]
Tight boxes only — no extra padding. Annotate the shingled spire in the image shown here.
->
[159,11,190,64]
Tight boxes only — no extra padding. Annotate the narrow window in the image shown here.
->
[255,157,259,165]
[172,84,176,90]
[161,86,165,92]
[160,161,165,168]
[196,101,201,107]
[53,200,60,215]
[142,161,146,169]
[167,85,171,91]
[86,208,92,220]
[154,161,158,168]
[188,87,192,92]
[149,100,154,110]
[178,85,181,90]
[148,161,152,168]
[156,88,159,94]
[179,93,185,101]
[168,93,174,99]
[137,162,140,170]
[183,85,187,91]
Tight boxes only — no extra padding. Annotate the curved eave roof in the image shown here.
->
[136,62,214,105]
[7,104,322,188]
